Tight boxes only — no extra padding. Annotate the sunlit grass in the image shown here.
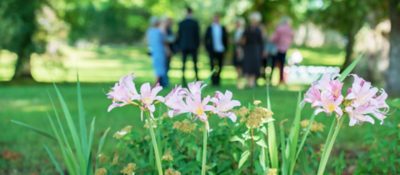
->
[0,45,344,82]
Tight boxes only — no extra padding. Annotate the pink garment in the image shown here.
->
[271,24,293,52]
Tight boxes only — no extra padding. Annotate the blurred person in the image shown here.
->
[232,17,246,88]
[241,12,264,88]
[146,16,169,87]
[270,17,294,85]
[204,13,228,86]
[160,17,175,72]
[176,6,200,85]
[262,26,278,82]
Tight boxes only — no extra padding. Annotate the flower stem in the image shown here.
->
[250,129,255,174]
[317,117,343,175]
[148,117,163,175]
[201,123,208,175]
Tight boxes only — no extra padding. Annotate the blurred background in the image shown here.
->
[0,0,399,93]
[1,0,400,174]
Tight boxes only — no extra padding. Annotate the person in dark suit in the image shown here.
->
[204,13,228,86]
[176,7,200,84]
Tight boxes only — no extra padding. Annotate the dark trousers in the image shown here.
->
[166,55,171,72]
[157,74,169,87]
[271,51,286,83]
[209,51,224,86]
[182,49,199,84]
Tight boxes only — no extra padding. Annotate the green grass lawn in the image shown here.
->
[0,45,397,173]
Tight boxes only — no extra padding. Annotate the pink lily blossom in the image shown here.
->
[164,85,189,117]
[345,75,389,126]
[164,81,213,122]
[107,75,164,114]
[210,91,241,122]
[314,91,343,116]
[304,73,344,116]
[136,83,164,113]
[107,74,139,112]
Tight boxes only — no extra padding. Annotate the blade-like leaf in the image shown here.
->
[266,85,278,168]
[11,120,55,140]
[279,122,287,175]
[53,84,86,174]
[203,69,216,85]
[259,147,266,172]
[48,94,79,174]
[287,92,302,175]
[296,113,316,159]
[339,54,362,81]
[77,76,88,159]
[44,145,65,175]
[96,128,111,156]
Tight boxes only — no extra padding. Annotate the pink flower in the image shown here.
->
[185,81,213,121]
[164,81,213,122]
[304,85,321,107]
[210,91,241,122]
[107,74,164,114]
[345,75,389,126]
[314,91,343,116]
[304,73,344,116]
[164,86,189,117]
[107,74,139,112]
[137,83,164,113]
[185,94,213,122]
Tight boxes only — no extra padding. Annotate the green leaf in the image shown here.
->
[48,95,78,174]
[204,69,216,85]
[11,120,55,140]
[339,54,362,81]
[77,76,88,159]
[53,84,86,174]
[296,113,316,159]
[266,85,278,168]
[279,121,287,175]
[287,92,303,175]
[259,147,267,171]
[97,127,111,156]
[238,150,250,169]
[230,136,245,146]
[44,145,65,175]
[256,138,268,148]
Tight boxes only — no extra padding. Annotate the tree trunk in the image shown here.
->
[341,32,355,71]
[12,49,33,81]
[12,27,34,81]
[386,0,400,96]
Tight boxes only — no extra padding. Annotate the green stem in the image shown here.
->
[201,123,208,175]
[147,116,163,175]
[317,117,343,175]
[296,113,316,159]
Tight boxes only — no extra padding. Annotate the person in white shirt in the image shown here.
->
[204,13,228,86]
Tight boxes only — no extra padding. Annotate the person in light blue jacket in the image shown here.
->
[147,16,169,87]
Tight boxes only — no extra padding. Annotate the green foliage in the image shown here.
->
[12,81,110,175]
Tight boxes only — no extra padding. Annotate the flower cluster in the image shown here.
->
[120,163,136,175]
[107,76,241,130]
[165,168,181,175]
[237,106,274,129]
[164,81,241,129]
[173,119,197,133]
[304,74,389,126]
[304,73,344,116]
[107,74,164,115]
[162,149,174,162]
[300,119,324,132]
[113,125,133,139]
